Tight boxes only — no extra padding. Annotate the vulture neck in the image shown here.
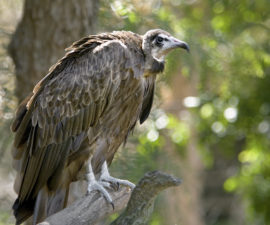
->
[144,57,164,77]
[142,37,165,77]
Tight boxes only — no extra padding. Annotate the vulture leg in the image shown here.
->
[85,157,114,209]
[99,161,136,190]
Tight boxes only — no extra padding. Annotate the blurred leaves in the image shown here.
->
[0,0,19,167]
[100,0,270,224]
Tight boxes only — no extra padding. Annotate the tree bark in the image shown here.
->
[8,0,99,102]
[38,186,131,225]
[111,171,181,225]
[38,171,181,225]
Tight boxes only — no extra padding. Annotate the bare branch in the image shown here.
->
[38,187,132,225]
[38,171,181,225]
[111,171,181,225]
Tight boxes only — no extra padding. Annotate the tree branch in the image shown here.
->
[111,171,181,225]
[38,171,181,225]
[38,187,131,225]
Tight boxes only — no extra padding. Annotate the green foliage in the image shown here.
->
[0,211,13,225]
[167,114,190,151]
[0,0,19,169]
[101,0,270,224]
[184,0,270,224]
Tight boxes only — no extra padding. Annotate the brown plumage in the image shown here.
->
[11,29,189,224]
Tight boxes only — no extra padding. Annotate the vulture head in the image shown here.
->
[142,29,189,61]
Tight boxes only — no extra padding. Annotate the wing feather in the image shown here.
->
[140,77,156,124]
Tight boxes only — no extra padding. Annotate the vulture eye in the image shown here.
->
[156,36,164,44]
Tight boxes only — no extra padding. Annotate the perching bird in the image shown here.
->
[11,29,189,224]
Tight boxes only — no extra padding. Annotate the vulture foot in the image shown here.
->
[99,161,136,190]
[85,158,114,209]
[85,159,135,210]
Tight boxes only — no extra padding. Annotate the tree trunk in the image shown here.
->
[160,68,205,225]
[8,0,99,103]
[8,1,99,223]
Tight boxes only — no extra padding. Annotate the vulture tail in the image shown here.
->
[13,197,35,225]
[13,187,69,225]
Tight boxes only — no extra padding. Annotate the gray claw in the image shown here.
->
[85,157,114,207]
[100,161,136,190]
[111,202,115,210]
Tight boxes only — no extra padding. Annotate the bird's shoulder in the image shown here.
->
[35,32,145,94]
[12,32,147,150]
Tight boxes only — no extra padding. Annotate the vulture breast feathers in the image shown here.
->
[11,31,152,222]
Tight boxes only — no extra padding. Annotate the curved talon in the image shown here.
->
[115,182,120,191]
[102,180,119,191]
[111,202,115,210]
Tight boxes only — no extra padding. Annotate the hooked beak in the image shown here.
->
[170,37,190,52]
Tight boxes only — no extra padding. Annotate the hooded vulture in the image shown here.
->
[11,29,189,224]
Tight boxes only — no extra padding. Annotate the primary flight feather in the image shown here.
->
[11,29,189,224]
